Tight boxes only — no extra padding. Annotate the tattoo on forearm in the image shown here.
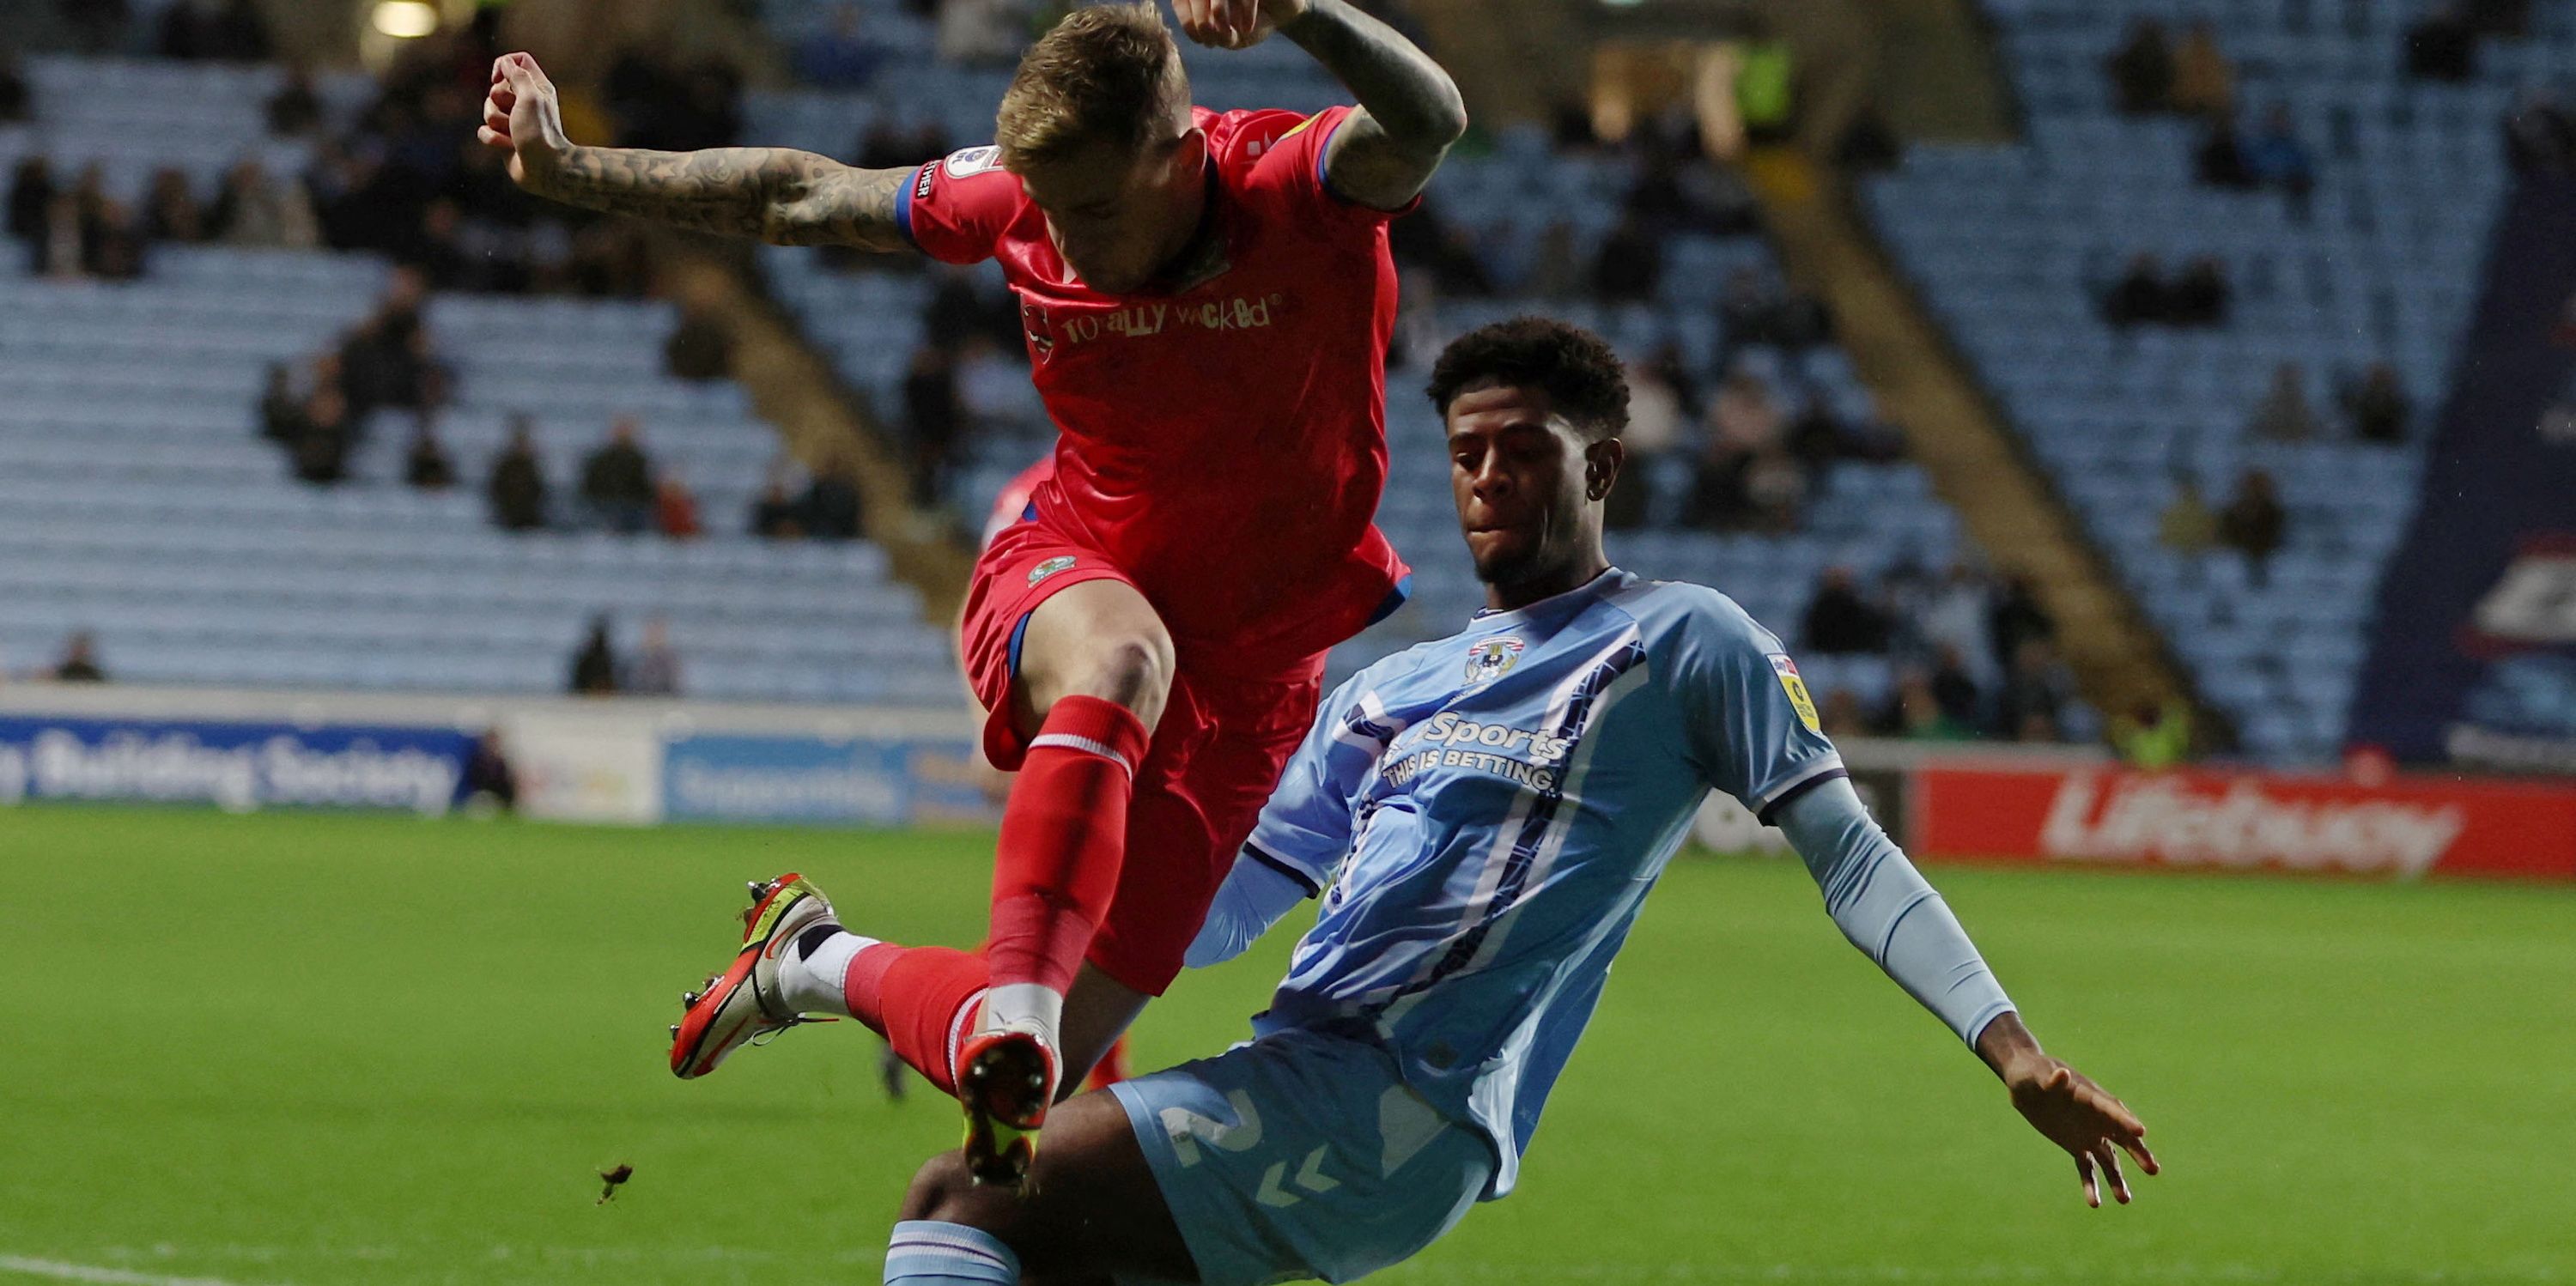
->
[1283,0,1466,153]
[542,147,912,252]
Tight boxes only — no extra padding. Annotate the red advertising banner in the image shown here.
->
[1911,764,2576,881]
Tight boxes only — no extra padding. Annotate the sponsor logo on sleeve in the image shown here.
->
[1769,654,1822,733]
[1028,555,1078,585]
[944,145,1001,178]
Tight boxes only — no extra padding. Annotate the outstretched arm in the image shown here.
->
[1774,779,2160,1206]
[1174,0,1467,210]
[478,52,915,251]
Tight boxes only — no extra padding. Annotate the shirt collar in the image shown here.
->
[1469,567,1630,630]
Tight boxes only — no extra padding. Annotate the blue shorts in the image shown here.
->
[1110,1028,1496,1286]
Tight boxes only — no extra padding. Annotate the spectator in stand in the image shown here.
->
[1918,562,1995,679]
[404,198,471,289]
[1589,215,1662,304]
[1740,448,1807,535]
[2246,362,2321,443]
[1716,267,1785,354]
[796,3,890,89]
[801,454,865,541]
[568,616,621,696]
[52,632,106,683]
[34,189,84,278]
[2218,469,2287,583]
[143,167,204,244]
[655,470,702,539]
[1803,566,1893,655]
[2169,256,2231,327]
[158,0,269,61]
[1787,390,1876,475]
[0,50,29,124]
[461,729,519,814]
[580,416,658,534]
[2241,105,2318,216]
[7,158,51,247]
[405,416,456,490]
[2113,698,2192,768]
[1929,643,1983,729]
[1995,639,2078,743]
[1609,361,1686,531]
[750,472,805,539]
[902,344,963,507]
[2503,90,2576,177]
[2342,362,2413,444]
[2105,18,2175,116]
[1709,367,1784,456]
[2406,3,2478,82]
[664,298,737,381]
[2102,253,2172,329]
[2169,21,2235,118]
[208,160,319,249]
[1817,688,1869,739]
[1987,573,2056,674]
[939,0,1029,67]
[488,418,550,532]
[2158,474,2217,558]
[257,361,301,446]
[266,65,324,136]
[292,385,353,484]
[626,617,683,696]
[87,197,144,280]
[2195,112,2256,188]
[1884,669,1974,742]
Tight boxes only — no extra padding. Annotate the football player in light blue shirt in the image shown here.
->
[872,318,2157,1286]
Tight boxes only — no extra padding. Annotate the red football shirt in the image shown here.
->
[897,106,1411,665]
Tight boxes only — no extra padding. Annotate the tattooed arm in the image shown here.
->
[1171,0,1467,210]
[479,52,914,252]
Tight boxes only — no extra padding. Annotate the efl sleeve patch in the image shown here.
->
[1769,653,1823,734]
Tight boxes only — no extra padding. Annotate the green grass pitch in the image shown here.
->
[2,804,2568,1285]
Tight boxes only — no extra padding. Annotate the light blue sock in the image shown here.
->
[884,1220,1021,1285]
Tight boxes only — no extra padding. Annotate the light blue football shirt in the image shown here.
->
[1243,567,1852,1197]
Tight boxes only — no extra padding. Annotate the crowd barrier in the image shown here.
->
[8,682,2569,879]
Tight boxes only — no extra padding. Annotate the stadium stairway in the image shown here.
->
[1864,0,2554,761]
[1746,149,2195,724]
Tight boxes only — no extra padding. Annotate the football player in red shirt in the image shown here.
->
[480,0,1463,1183]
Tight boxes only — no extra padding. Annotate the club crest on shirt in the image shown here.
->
[1464,637,1524,684]
[943,145,1001,178]
[1029,555,1077,585]
[1770,653,1823,733]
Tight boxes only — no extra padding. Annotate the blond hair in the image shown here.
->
[995,3,1191,167]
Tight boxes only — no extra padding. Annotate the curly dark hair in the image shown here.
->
[1425,316,1630,441]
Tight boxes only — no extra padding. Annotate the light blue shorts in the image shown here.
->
[1110,1028,1496,1286]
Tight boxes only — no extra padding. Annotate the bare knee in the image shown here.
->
[1016,581,1177,734]
[901,1153,1000,1228]
[1071,634,1172,727]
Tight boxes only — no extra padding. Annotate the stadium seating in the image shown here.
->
[743,29,2021,726]
[0,60,963,707]
[1867,0,2570,758]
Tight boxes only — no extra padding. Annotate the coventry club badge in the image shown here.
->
[1465,637,1524,685]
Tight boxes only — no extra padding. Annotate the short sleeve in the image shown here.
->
[1242,105,1418,229]
[1672,598,1846,821]
[1242,667,1389,890]
[896,145,1020,265]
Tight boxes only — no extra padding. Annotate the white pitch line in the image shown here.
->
[0,1257,272,1286]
